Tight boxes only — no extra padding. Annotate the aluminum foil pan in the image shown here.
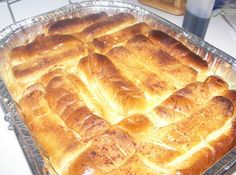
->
[0,1,236,175]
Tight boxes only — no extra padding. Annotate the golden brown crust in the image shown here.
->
[90,22,151,54]
[173,129,235,175]
[45,75,111,141]
[223,90,236,113]
[10,34,82,65]
[64,128,137,175]
[19,89,84,174]
[78,53,147,118]
[126,35,197,88]
[107,46,176,105]
[148,30,208,72]
[107,155,161,175]
[140,96,235,174]
[12,47,87,80]
[10,33,87,82]
[165,96,233,149]
[47,12,109,35]
[160,95,196,116]
[117,114,154,137]
[4,12,236,175]
[151,76,229,126]
[175,75,228,104]
[77,13,135,42]
[139,141,181,167]
[40,68,65,85]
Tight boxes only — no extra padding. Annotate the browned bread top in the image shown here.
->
[47,12,109,35]
[148,30,208,72]
[2,12,235,175]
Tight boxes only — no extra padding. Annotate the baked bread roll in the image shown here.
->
[1,11,235,175]
[10,34,87,81]
[117,114,154,137]
[78,53,147,122]
[90,22,151,54]
[76,13,135,42]
[46,12,109,35]
[149,75,229,126]
[148,30,208,73]
[10,34,82,65]
[19,88,85,174]
[140,95,235,175]
[63,127,137,175]
[45,74,111,141]
[107,46,176,108]
[126,35,198,88]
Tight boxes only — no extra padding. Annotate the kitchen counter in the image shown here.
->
[0,0,236,174]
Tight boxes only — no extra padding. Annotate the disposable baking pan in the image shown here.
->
[0,1,236,175]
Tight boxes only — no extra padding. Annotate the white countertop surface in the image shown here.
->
[0,0,236,175]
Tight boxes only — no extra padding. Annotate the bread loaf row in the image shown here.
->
[1,12,235,175]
